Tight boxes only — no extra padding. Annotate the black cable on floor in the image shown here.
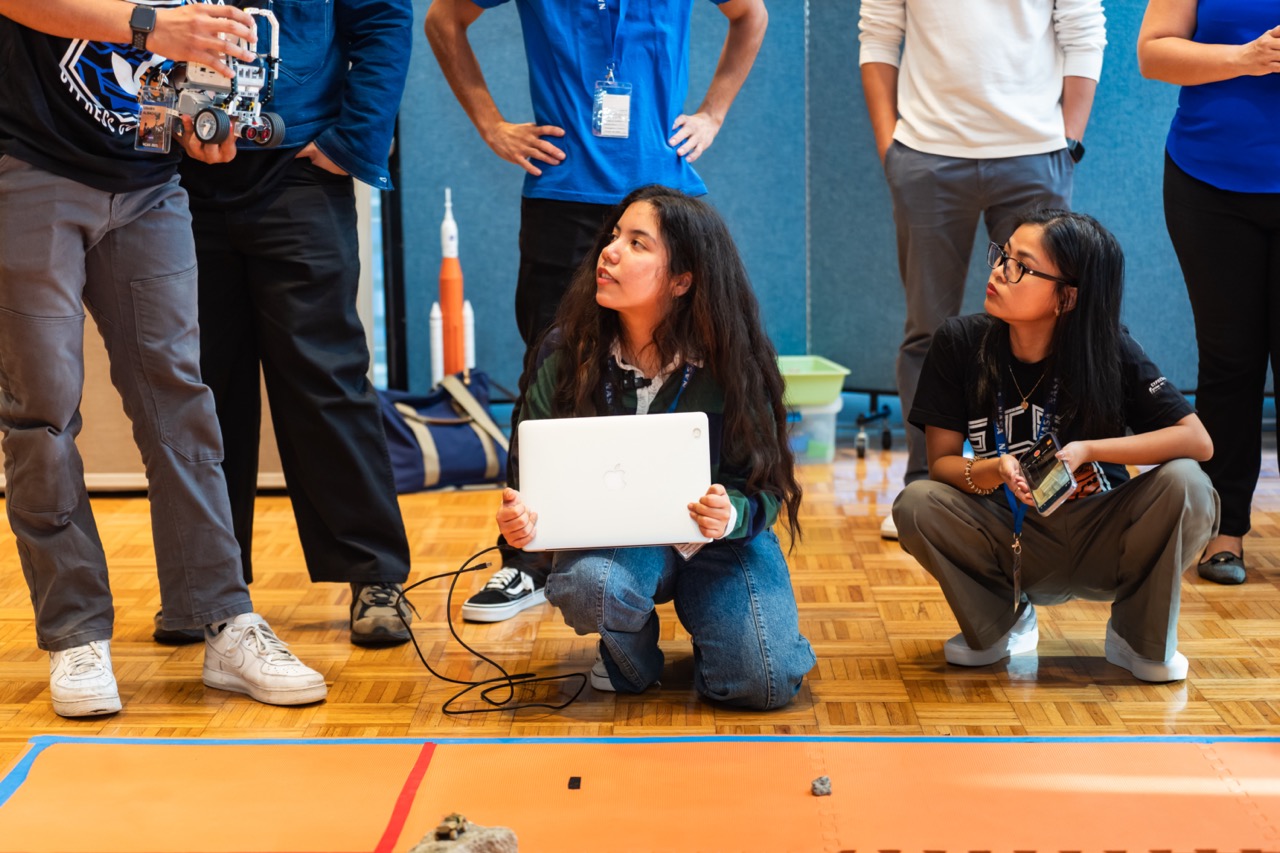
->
[389,545,587,715]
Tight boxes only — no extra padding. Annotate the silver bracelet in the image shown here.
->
[964,457,997,496]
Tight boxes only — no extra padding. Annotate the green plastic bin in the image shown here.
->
[778,355,850,407]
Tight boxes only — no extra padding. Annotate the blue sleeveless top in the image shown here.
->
[1166,0,1280,193]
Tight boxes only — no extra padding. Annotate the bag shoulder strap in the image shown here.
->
[440,374,510,452]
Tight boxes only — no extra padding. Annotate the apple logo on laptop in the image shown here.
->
[603,463,627,491]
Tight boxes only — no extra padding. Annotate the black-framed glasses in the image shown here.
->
[986,242,1075,285]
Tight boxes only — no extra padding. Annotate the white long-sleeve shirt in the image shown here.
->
[858,0,1106,159]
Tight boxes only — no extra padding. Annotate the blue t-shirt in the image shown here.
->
[1166,0,1280,193]
[475,0,722,204]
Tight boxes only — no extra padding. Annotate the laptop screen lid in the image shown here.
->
[518,412,713,551]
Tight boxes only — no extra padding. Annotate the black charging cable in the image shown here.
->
[388,545,588,715]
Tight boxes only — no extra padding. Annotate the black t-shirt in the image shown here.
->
[910,314,1194,489]
[0,7,181,193]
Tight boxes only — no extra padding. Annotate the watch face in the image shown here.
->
[130,5,157,33]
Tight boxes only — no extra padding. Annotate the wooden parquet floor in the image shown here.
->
[3,443,1280,773]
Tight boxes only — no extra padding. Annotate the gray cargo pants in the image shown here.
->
[893,459,1218,663]
[0,156,251,651]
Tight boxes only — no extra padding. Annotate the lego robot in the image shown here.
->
[140,7,284,148]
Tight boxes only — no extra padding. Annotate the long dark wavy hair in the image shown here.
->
[974,209,1126,438]
[519,184,803,539]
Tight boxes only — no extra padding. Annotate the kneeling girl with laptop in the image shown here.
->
[496,185,816,710]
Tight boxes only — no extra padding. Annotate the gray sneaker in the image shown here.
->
[349,582,414,646]
[203,613,328,705]
[50,640,121,717]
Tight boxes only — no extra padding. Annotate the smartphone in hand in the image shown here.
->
[1019,432,1077,515]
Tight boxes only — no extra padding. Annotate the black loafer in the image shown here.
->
[1197,551,1246,585]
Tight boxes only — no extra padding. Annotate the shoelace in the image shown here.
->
[61,643,106,675]
[482,567,522,590]
[359,583,419,617]
[235,623,300,665]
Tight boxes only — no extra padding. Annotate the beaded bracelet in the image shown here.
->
[963,458,997,496]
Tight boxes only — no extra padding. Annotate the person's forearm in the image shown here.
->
[0,0,134,41]
[860,61,898,162]
[691,0,767,124]
[931,454,1004,494]
[1139,37,1261,86]
[1061,75,1096,140]
[1076,422,1213,467]
[424,2,506,145]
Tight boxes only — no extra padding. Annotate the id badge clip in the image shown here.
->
[135,87,176,154]
[592,74,632,139]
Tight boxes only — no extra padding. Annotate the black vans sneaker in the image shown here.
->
[460,567,546,622]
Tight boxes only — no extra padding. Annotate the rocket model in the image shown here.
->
[431,188,474,385]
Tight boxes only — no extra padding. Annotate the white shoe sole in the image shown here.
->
[879,515,899,541]
[52,693,121,718]
[461,587,547,623]
[1105,624,1189,682]
[944,608,1038,666]
[203,669,328,706]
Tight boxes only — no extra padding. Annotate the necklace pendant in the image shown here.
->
[1019,400,1029,411]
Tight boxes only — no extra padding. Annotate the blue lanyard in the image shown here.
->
[595,0,629,80]
[603,361,695,414]
[991,379,1058,535]
[992,377,1058,611]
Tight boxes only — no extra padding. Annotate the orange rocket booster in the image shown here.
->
[439,189,465,376]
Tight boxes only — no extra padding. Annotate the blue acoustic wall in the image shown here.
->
[400,1,1197,396]
[398,0,807,394]
[811,0,1195,392]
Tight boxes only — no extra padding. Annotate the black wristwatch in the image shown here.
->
[1065,137,1086,164]
[129,4,157,51]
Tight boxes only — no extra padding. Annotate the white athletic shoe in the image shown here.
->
[944,606,1038,666]
[203,613,328,706]
[1104,621,1188,682]
[50,640,121,718]
[589,655,616,692]
[879,514,899,540]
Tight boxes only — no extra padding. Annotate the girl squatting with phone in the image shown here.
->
[892,210,1219,682]
[495,185,815,710]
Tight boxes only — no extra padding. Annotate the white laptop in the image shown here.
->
[518,412,713,551]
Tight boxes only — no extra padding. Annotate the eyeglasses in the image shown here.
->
[986,242,1075,285]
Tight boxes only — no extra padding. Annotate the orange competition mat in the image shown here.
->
[0,735,1277,852]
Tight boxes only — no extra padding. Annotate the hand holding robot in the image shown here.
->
[136,6,285,153]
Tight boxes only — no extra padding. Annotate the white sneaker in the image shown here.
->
[944,605,1038,666]
[1105,621,1188,682]
[49,640,121,717]
[880,514,898,540]
[589,655,615,692]
[203,613,328,706]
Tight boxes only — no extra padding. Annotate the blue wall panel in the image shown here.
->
[398,0,807,394]
[400,0,1199,395]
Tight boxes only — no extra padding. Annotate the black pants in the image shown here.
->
[1164,153,1280,537]
[515,196,612,350]
[192,161,410,584]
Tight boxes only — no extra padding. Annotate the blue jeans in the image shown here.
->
[0,157,251,650]
[546,531,815,710]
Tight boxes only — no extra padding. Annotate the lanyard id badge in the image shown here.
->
[135,89,176,153]
[593,76,632,139]
[592,0,631,138]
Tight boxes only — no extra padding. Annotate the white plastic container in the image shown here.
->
[786,396,843,464]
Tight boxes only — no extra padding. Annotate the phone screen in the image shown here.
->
[1019,433,1076,515]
